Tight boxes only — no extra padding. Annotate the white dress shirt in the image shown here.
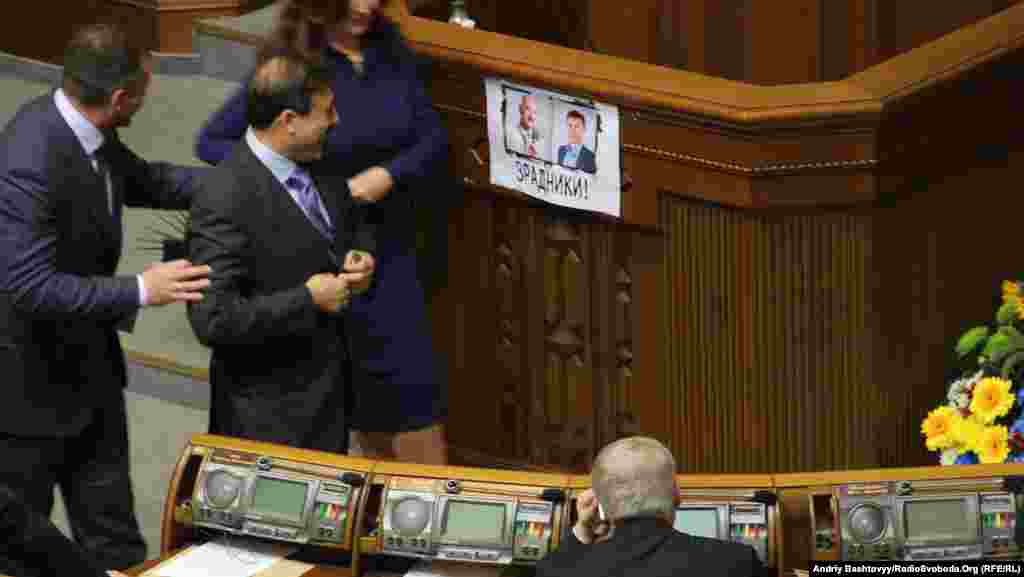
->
[53,89,148,306]
[245,127,332,229]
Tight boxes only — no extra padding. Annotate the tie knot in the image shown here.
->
[285,169,312,192]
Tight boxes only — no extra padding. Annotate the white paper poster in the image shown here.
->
[485,78,621,218]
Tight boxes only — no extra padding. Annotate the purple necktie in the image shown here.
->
[285,169,334,241]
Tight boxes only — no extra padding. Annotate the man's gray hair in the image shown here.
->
[591,436,676,520]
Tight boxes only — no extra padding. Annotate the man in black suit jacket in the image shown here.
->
[0,23,211,573]
[535,437,764,577]
[0,484,128,577]
[188,54,375,454]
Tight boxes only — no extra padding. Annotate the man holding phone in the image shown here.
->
[187,52,374,454]
[535,437,765,577]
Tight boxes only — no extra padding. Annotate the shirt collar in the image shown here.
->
[245,126,299,185]
[54,89,105,156]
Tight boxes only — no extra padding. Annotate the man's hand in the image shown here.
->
[348,166,393,203]
[306,273,352,313]
[140,259,212,306]
[343,250,375,295]
[108,571,129,577]
[573,488,611,545]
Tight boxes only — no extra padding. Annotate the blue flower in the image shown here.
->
[1013,419,1024,436]
[1017,386,1024,408]
[1009,453,1024,464]
[955,452,979,465]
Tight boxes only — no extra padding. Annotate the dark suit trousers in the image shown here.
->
[0,390,145,573]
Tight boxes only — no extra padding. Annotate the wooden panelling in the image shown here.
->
[403,0,1024,474]
[0,0,104,64]
[0,0,271,63]
[660,199,876,473]
[703,0,749,82]
[652,0,687,70]
[587,0,658,64]
[103,0,272,54]
[748,0,821,84]
[407,0,1020,85]
[875,2,1003,64]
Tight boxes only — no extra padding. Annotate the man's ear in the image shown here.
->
[276,109,298,134]
[109,87,131,112]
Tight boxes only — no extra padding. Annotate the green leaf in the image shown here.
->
[983,332,1011,361]
[956,327,990,358]
[998,302,1020,325]
[1002,351,1024,379]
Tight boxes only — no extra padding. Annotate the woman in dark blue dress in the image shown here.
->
[196,0,448,464]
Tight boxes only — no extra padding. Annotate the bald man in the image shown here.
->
[508,94,544,158]
[534,437,765,577]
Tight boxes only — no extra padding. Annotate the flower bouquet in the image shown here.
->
[921,281,1024,465]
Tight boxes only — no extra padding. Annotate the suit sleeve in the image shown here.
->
[119,144,210,210]
[196,83,248,166]
[187,176,322,346]
[0,167,139,321]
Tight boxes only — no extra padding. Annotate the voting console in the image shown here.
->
[822,478,1017,561]
[162,435,783,575]
[774,464,1024,573]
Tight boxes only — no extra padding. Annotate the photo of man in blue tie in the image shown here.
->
[557,109,597,174]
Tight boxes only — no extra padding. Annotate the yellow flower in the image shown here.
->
[922,407,962,451]
[953,415,984,451]
[977,425,1011,464]
[969,377,1015,424]
[1003,281,1020,303]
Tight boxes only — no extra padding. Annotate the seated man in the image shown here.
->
[0,484,127,577]
[535,436,765,577]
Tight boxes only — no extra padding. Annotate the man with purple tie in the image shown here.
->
[187,53,375,453]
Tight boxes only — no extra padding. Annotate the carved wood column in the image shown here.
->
[535,217,592,471]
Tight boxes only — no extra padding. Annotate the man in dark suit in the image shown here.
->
[0,484,128,577]
[535,437,764,577]
[187,53,375,454]
[0,23,211,573]
[557,110,597,174]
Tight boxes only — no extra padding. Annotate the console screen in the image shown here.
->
[673,508,720,538]
[251,476,307,521]
[443,500,506,543]
[904,499,972,542]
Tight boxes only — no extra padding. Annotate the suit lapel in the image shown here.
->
[239,146,336,269]
[48,95,120,257]
[312,172,342,269]
[66,134,120,256]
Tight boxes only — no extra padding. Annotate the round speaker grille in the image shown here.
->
[205,470,242,509]
[392,496,431,536]
[848,503,887,543]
